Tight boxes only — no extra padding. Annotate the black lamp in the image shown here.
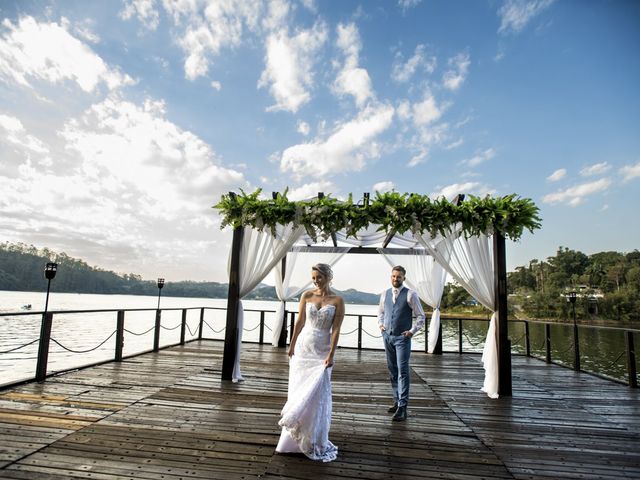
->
[157,278,165,309]
[43,262,57,313]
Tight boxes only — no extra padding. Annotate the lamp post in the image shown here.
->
[36,262,57,382]
[156,278,165,310]
[43,262,57,314]
[568,291,580,371]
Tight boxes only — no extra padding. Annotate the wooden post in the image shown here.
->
[524,321,531,357]
[35,312,53,382]
[358,315,362,350]
[278,256,288,348]
[259,311,265,344]
[198,308,204,340]
[434,317,443,354]
[180,309,187,345]
[222,225,244,380]
[626,331,637,388]
[458,318,463,353]
[493,232,512,396]
[153,309,161,351]
[545,324,552,363]
[115,310,124,362]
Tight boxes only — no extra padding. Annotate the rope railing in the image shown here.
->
[0,338,40,354]
[202,319,225,334]
[125,326,156,336]
[160,322,182,331]
[1,306,637,390]
[50,331,117,354]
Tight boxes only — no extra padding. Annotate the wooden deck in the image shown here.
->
[0,340,639,479]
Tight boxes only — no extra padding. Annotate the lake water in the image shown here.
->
[0,291,635,387]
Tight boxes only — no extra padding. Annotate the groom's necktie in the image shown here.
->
[392,288,399,303]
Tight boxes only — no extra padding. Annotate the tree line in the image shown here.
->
[1,242,638,320]
[0,242,378,304]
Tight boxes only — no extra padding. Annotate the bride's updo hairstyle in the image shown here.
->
[312,263,333,283]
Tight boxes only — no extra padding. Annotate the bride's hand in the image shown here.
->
[288,344,295,357]
[324,355,334,368]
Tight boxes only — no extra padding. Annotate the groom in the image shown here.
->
[378,265,426,421]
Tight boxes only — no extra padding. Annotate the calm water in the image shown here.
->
[0,291,635,387]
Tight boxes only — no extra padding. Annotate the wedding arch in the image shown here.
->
[214,189,541,398]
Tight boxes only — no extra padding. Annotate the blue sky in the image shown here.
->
[0,0,638,293]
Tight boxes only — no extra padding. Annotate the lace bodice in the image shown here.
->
[305,303,335,331]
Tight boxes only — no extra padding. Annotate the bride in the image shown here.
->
[275,263,345,462]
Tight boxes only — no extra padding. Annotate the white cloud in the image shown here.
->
[464,147,495,167]
[580,162,610,177]
[59,96,246,216]
[0,16,134,93]
[391,44,436,83]
[287,180,334,200]
[407,150,428,168]
[210,80,222,91]
[297,120,310,136]
[373,181,395,193]
[620,161,640,182]
[412,94,442,126]
[442,52,470,91]
[280,103,395,179]
[431,182,494,200]
[120,0,160,30]
[258,23,327,112]
[0,114,49,154]
[497,0,555,35]
[547,168,566,182]
[161,2,264,80]
[332,23,373,107]
[542,178,611,206]
[398,0,423,12]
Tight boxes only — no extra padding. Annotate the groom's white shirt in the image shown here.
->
[377,285,426,335]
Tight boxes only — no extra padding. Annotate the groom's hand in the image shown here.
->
[402,330,413,338]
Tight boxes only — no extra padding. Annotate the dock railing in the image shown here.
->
[0,307,637,389]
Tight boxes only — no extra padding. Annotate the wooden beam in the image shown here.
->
[221,225,244,380]
[493,232,512,396]
[278,254,288,348]
[382,230,396,248]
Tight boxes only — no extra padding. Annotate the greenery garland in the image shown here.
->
[214,189,542,242]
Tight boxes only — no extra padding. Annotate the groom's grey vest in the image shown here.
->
[383,287,412,336]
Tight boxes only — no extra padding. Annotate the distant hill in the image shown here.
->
[0,242,379,305]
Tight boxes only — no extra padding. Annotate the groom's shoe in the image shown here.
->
[387,403,398,414]
[392,406,407,422]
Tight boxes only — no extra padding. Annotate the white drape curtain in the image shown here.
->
[378,248,448,353]
[271,246,351,346]
[417,230,499,398]
[231,224,304,382]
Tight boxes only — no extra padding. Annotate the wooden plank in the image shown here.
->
[1,340,639,480]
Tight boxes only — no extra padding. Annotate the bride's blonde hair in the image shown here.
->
[312,263,333,282]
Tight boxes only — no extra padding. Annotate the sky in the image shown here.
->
[0,0,639,294]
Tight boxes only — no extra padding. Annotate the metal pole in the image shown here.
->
[524,321,531,357]
[153,309,161,351]
[180,309,187,345]
[259,311,265,344]
[358,315,362,350]
[198,308,204,340]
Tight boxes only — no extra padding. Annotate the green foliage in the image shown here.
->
[214,189,542,242]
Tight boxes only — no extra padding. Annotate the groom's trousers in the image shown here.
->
[382,332,411,407]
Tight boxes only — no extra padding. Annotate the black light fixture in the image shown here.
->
[157,277,165,310]
[43,262,57,314]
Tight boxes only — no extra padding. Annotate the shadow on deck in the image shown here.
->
[1,340,639,479]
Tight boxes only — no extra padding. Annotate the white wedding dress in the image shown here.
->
[275,303,338,462]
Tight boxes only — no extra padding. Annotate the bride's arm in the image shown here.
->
[324,297,345,368]
[288,292,308,357]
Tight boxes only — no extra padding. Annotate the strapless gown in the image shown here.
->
[275,303,338,462]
